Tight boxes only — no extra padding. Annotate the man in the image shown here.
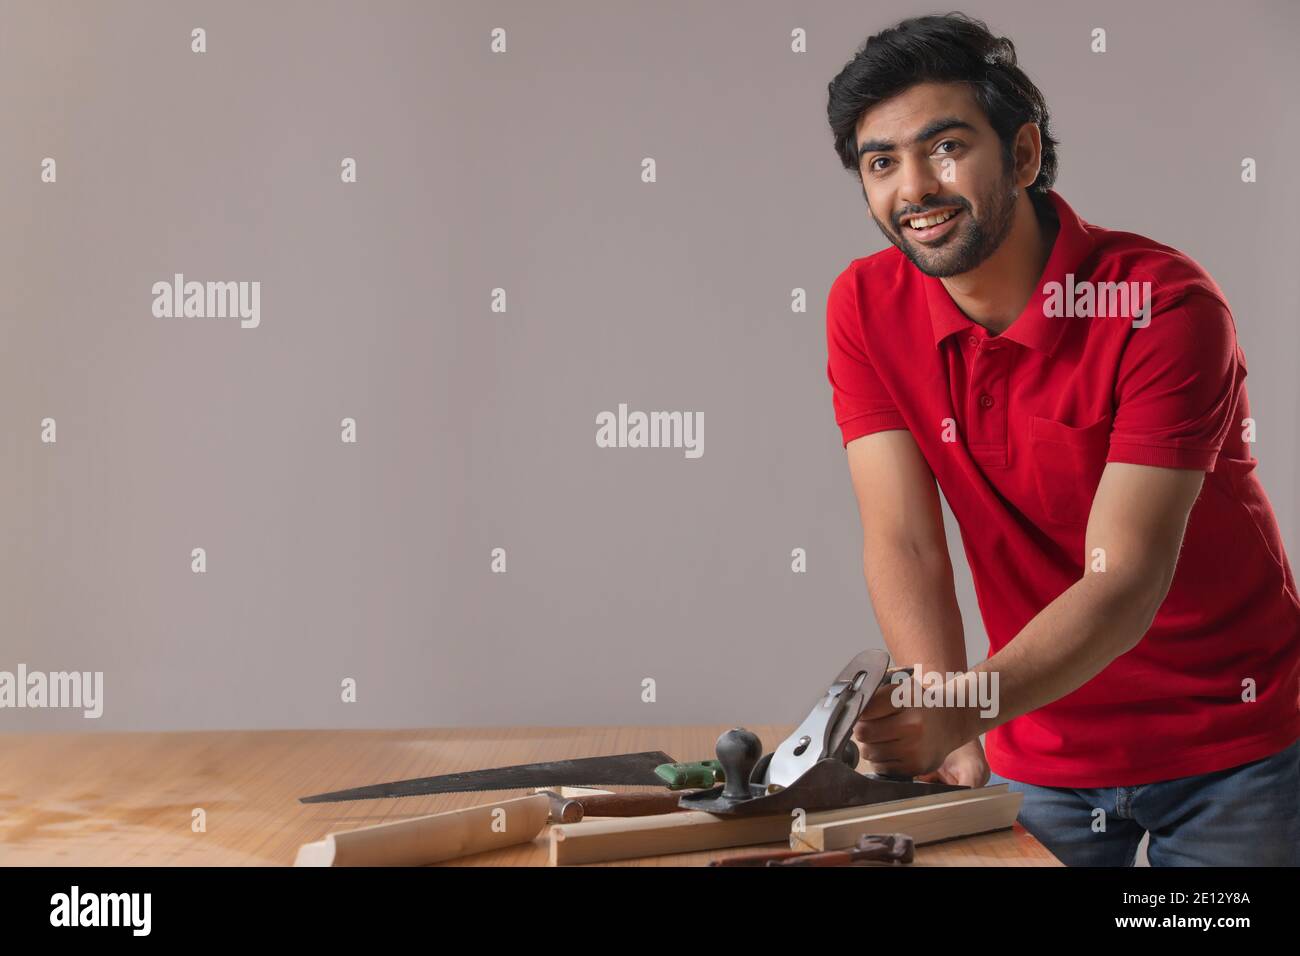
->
[824,13,1299,865]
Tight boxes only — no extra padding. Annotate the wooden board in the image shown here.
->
[548,785,1024,868]
[534,786,615,798]
[795,782,1011,827]
[296,794,549,866]
[794,792,1023,851]
[550,810,792,866]
[550,785,1024,866]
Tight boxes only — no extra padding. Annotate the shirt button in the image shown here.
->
[967,335,979,347]
[979,394,994,409]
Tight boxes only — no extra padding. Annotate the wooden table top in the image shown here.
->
[0,726,1059,866]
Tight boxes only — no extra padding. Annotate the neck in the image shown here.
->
[941,192,1058,335]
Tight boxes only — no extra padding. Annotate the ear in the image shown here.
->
[1012,122,1043,190]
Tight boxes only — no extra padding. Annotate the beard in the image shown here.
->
[867,171,1019,278]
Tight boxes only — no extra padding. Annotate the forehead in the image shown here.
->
[854,81,987,147]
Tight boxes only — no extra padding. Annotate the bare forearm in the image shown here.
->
[852,462,1201,779]
[863,543,968,676]
[961,571,1165,740]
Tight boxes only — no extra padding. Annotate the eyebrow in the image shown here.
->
[856,118,978,160]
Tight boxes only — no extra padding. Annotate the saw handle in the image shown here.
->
[546,789,700,822]
[654,759,722,790]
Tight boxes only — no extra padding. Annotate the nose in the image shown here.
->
[896,155,943,219]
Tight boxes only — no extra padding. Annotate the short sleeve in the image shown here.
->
[826,266,907,448]
[1106,293,1242,471]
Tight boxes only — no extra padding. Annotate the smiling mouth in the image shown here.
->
[900,207,964,242]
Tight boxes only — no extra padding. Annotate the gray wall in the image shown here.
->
[2,0,1296,731]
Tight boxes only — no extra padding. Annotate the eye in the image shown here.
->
[868,156,892,173]
[934,140,962,155]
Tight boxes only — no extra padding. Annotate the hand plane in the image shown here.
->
[678,649,966,816]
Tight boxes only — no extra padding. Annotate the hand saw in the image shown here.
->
[298,750,678,803]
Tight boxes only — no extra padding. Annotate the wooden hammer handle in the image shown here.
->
[576,790,697,817]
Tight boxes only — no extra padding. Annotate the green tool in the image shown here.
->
[655,759,724,790]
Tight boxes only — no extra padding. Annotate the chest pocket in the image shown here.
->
[1028,413,1113,527]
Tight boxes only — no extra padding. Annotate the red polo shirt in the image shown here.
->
[826,189,1300,787]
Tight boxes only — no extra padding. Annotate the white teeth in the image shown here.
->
[908,209,957,229]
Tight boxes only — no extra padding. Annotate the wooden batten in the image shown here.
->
[550,810,792,865]
[296,794,550,866]
[794,791,1023,852]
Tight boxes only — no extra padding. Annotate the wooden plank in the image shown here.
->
[793,792,1023,852]
[295,794,550,866]
[550,810,792,866]
[533,786,614,797]
[798,782,1010,827]
[550,785,1022,865]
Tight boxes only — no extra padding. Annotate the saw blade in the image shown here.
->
[298,750,678,803]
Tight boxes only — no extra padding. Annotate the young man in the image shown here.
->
[824,14,1299,865]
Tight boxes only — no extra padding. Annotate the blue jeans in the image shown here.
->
[987,738,1300,866]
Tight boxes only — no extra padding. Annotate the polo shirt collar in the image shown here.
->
[923,190,1093,355]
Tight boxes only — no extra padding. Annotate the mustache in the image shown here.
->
[893,198,970,230]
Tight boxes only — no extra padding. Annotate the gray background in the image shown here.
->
[2,0,1297,732]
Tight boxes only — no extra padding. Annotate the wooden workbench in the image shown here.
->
[0,726,1059,866]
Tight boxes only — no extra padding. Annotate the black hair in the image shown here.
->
[827,12,1059,195]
